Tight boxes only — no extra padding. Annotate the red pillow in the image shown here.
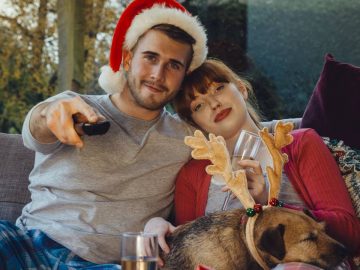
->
[300,54,360,149]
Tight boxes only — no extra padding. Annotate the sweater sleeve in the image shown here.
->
[174,160,211,226]
[22,90,79,154]
[284,129,360,255]
[174,161,199,226]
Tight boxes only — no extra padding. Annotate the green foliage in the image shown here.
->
[0,42,55,133]
[0,0,57,133]
[0,0,117,133]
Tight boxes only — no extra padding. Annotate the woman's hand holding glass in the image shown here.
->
[236,159,267,205]
[221,159,267,205]
[222,130,266,210]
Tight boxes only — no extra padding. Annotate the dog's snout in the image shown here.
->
[333,243,347,258]
[320,242,348,269]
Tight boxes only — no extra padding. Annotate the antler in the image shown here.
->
[184,121,294,210]
[185,130,255,209]
[184,131,232,180]
[259,122,294,200]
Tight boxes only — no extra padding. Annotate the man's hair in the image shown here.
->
[151,24,196,46]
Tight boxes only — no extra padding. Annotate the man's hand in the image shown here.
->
[30,96,103,147]
[144,217,177,268]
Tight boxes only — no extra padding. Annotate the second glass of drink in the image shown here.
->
[121,232,158,270]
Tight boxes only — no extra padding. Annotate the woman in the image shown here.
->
[145,59,359,269]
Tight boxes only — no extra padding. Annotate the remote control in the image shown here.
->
[80,121,111,136]
[72,114,110,136]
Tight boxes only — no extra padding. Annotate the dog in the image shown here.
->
[161,207,347,270]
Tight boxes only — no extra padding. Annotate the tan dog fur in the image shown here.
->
[162,207,347,270]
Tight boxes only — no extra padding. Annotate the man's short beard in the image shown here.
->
[126,72,177,111]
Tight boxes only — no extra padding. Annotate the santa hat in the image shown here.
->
[99,0,208,94]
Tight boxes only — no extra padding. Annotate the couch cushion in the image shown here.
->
[261,118,302,133]
[0,133,33,222]
[300,54,360,149]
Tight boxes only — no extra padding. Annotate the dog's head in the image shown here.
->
[254,207,347,269]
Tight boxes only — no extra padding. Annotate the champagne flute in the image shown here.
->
[221,130,261,211]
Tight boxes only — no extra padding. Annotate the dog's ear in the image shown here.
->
[259,224,286,260]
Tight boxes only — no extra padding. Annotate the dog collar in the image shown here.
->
[245,207,270,270]
[244,198,284,270]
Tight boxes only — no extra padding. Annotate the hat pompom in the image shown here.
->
[98,65,125,94]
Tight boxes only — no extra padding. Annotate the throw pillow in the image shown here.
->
[300,54,360,149]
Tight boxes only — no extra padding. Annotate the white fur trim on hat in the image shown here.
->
[98,66,125,94]
[124,4,207,72]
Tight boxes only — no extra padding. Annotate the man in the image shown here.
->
[0,0,207,268]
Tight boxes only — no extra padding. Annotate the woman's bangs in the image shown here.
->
[185,65,230,100]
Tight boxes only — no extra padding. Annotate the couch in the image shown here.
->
[0,132,33,223]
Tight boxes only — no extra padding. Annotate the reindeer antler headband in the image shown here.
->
[184,121,294,270]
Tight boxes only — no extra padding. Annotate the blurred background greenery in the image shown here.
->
[1,0,359,133]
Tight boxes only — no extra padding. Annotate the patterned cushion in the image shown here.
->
[322,138,360,267]
[322,137,360,217]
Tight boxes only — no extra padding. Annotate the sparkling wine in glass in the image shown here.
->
[121,232,158,270]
